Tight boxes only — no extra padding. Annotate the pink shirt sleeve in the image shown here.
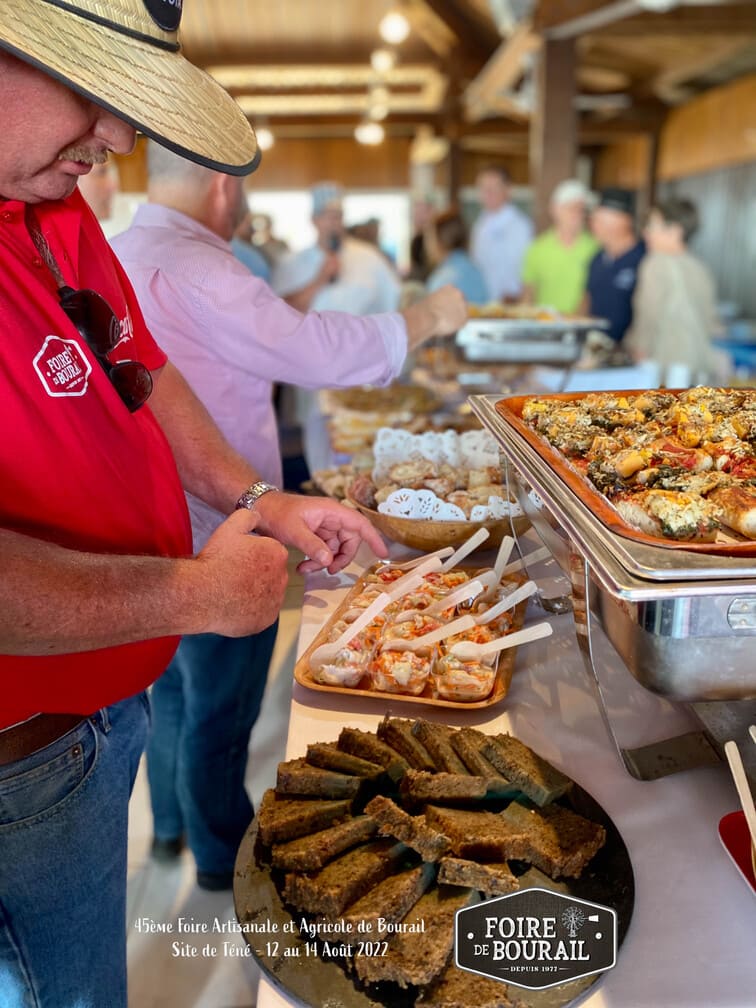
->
[150,254,407,389]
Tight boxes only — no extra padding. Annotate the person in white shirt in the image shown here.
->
[471,165,533,302]
[272,182,400,314]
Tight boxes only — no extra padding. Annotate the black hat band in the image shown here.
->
[41,0,180,52]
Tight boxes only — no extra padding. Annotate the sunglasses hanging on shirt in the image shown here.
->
[26,208,152,412]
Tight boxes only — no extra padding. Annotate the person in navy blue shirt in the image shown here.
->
[585,188,645,344]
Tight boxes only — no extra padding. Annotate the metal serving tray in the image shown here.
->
[456,318,604,365]
[469,394,756,704]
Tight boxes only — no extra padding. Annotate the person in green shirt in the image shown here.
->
[521,179,599,314]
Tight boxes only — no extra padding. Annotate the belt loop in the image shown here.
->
[99,707,111,734]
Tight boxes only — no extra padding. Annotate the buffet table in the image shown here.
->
[255,539,753,1008]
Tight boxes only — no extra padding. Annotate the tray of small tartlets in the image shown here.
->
[294,549,548,709]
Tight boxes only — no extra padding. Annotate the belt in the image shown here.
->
[0,713,86,767]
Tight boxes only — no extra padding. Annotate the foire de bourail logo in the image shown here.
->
[33,335,92,398]
[455,888,617,990]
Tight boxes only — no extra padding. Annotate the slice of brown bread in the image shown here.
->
[424,805,530,861]
[501,801,606,879]
[377,716,436,771]
[412,719,470,774]
[353,885,476,988]
[276,758,364,799]
[437,856,519,897]
[337,727,409,782]
[406,771,519,804]
[482,734,573,806]
[270,815,378,872]
[340,861,435,934]
[364,795,450,861]
[305,743,386,780]
[257,790,352,845]
[400,770,488,805]
[282,839,406,919]
[449,728,508,780]
[416,960,526,1008]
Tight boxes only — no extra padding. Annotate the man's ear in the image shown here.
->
[209,173,238,239]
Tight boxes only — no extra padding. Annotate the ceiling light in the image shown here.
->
[355,121,385,145]
[255,127,275,150]
[368,103,389,121]
[379,10,410,45]
[370,85,390,106]
[371,48,397,74]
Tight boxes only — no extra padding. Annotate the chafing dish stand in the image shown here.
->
[472,394,756,787]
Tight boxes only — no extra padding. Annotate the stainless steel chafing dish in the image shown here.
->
[470,393,756,781]
[456,317,606,365]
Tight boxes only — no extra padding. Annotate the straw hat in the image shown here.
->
[0,0,260,175]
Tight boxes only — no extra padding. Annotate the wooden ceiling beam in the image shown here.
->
[534,0,637,37]
[416,0,499,58]
[652,37,752,104]
[398,0,459,58]
[589,4,756,37]
[464,21,541,122]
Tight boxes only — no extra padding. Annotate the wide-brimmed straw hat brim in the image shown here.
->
[0,4,259,175]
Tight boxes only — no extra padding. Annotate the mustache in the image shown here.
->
[57,146,108,164]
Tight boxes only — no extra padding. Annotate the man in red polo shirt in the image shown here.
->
[0,3,388,1005]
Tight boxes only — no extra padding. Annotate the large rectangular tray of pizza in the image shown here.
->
[495,388,756,557]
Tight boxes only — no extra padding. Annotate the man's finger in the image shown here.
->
[224,508,260,535]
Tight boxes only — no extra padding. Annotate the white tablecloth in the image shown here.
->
[256,543,753,1008]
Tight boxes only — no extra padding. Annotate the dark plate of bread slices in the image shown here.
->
[233,718,634,1008]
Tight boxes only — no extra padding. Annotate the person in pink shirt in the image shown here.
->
[112,141,466,890]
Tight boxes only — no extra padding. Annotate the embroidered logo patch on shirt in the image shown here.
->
[33,335,92,398]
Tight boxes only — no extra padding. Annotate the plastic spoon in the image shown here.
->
[439,527,490,572]
[393,576,488,623]
[309,591,393,670]
[448,621,553,662]
[475,580,538,625]
[381,613,477,653]
[475,535,516,601]
[424,578,486,616]
[497,545,551,578]
[378,546,454,571]
[383,555,443,599]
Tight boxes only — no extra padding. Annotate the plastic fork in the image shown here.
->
[381,613,476,653]
[309,591,393,670]
[448,620,553,662]
[474,580,538,625]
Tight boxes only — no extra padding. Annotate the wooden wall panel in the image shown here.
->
[247,137,413,191]
[593,136,649,190]
[113,137,148,193]
[458,151,530,188]
[658,75,756,181]
[658,162,756,319]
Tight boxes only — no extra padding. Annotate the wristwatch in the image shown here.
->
[234,480,281,511]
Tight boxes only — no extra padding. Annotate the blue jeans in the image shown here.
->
[146,626,276,875]
[0,693,149,1008]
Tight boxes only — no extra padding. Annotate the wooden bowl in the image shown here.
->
[347,498,530,551]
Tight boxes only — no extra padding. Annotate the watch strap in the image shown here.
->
[235,480,280,511]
